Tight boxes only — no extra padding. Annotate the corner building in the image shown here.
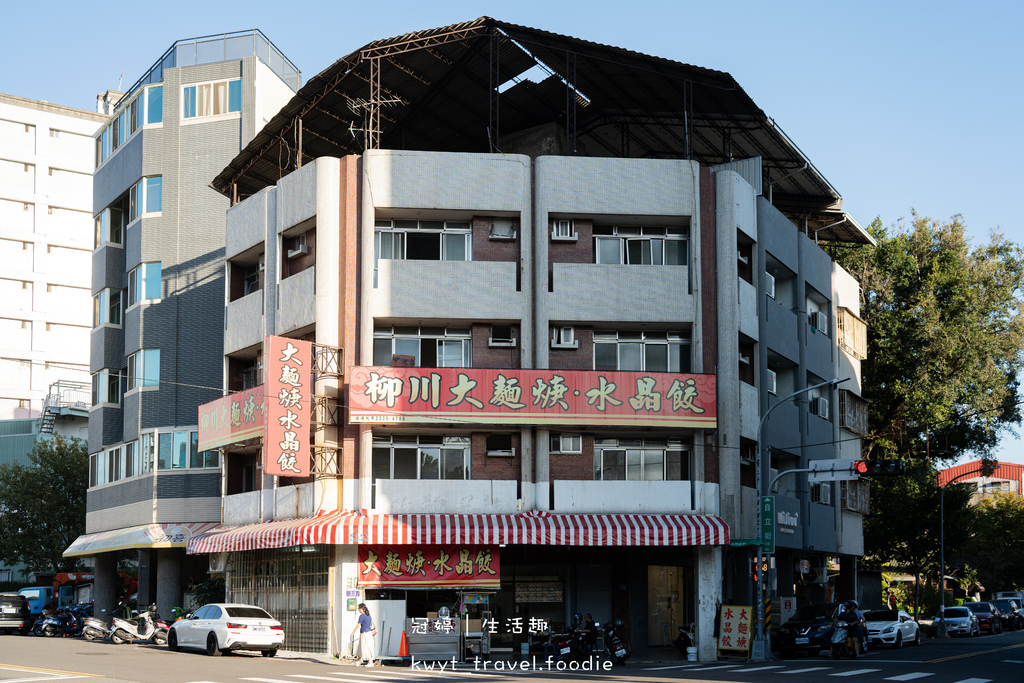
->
[186,18,871,660]
[69,32,300,615]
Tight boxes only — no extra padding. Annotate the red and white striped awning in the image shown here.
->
[186,509,729,554]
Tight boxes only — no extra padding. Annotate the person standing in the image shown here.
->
[350,603,377,666]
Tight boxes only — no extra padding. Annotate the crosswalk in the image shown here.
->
[642,662,996,682]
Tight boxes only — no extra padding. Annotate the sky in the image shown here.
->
[3,0,1022,465]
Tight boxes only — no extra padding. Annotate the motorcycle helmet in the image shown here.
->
[573,612,582,623]
[614,618,625,628]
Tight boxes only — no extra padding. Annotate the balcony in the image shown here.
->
[222,480,337,526]
[374,479,518,514]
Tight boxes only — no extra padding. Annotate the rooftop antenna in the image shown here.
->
[118,72,123,91]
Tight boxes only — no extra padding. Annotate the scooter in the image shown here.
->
[830,622,854,659]
[602,618,630,665]
[109,605,168,645]
[673,623,694,654]
[84,600,132,641]
[42,606,86,637]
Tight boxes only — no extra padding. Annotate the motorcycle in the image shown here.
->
[830,621,861,659]
[30,611,50,637]
[602,618,630,665]
[42,606,86,637]
[673,622,694,654]
[109,605,168,645]
[84,600,132,641]
[548,614,587,664]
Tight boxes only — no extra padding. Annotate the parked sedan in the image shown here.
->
[864,609,921,648]
[168,603,284,656]
[776,602,840,658]
[991,599,1024,630]
[933,606,980,637]
[962,601,1003,634]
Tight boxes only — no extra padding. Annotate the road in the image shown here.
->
[0,630,1022,683]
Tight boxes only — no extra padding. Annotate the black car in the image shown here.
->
[776,602,840,658]
[991,599,1024,630]
[0,593,31,635]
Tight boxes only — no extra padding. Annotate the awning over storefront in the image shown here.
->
[186,509,729,554]
[64,522,221,557]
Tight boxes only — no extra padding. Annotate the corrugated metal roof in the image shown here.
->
[212,17,866,244]
[936,459,1024,487]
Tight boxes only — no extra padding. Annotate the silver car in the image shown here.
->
[933,606,980,637]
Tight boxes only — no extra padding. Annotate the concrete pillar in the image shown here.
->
[696,546,723,662]
[137,549,155,605]
[92,552,119,618]
[155,548,184,616]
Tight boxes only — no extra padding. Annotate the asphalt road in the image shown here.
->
[0,630,1022,683]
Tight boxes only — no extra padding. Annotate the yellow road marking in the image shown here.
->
[0,664,99,677]
[927,641,1024,663]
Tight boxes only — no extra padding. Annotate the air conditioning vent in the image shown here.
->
[811,482,832,505]
[767,369,777,395]
[209,552,229,573]
[766,273,776,299]
[809,310,827,332]
[810,396,830,419]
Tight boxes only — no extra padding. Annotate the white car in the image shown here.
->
[864,609,921,648]
[933,606,981,637]
[167,603,284,657]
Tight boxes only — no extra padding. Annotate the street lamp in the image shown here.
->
[937,465,990,637]
[751,376,849,661]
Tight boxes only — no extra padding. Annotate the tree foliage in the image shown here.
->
[837,213,1024,462]
[0,436,88,573]
[963,494,1024,591]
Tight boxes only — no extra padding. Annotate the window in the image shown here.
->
[372,435,470,500]
[146,85,163,124]
[89,441,139,487]
[552,219,576,240]
[183,79,242,119]
[373,326,471,368]
[374,219,471,285]
[128,177,162,222]
[551,326,578,349]
[486,433,514,456]
[94,207,124,247]
[127,349,160,390]
[593,437,689,481]
[91,369,122,406]
[128,262,161,305]
[133,431,217,476]
[550,433,582,454]
[593,225,687,265]
[93,288,123,326]
[489,324,516,347]
[594,330,691,373]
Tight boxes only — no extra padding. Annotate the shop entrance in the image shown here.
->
[647,565,692,647]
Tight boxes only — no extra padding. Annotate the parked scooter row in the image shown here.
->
[543,613,631,666]
[32,600,169,646]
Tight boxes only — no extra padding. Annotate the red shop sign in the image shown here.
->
[358,545,500,588]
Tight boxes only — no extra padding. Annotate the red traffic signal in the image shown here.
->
[855,459,907,476]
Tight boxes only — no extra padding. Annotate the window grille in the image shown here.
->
[837,307,867,360]
[228,545,330,653]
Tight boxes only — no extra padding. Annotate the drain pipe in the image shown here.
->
[814,216,848,244]
[767,162,808,203]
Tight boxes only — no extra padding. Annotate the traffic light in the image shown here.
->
[854,459,906,476]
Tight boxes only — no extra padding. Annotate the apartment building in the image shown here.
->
[0,94,105,420]
[64,31,300,615]
[171,19,873,660]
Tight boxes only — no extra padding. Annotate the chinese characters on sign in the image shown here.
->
[760,496,775,554]
[408,617,550,635]
[349,367,717,428]
[265,336,312,477]
[358,545,500,588]
[717,604,753,653]
[197,385,267,451]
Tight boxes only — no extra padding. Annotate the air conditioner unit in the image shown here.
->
[486,448,515,457]
[287,243,308,259]
[811,482,832,505]
[766,273,776,299]
[810,396,830,419]
[767,369,777,395]
[489,221,517,239]
[810,310,827,332]
[806,561,830,584]
[209,552,229,573]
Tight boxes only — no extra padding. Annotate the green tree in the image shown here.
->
[0,436,88,574]
[964,493,1024,591]
[837,213,1024,462]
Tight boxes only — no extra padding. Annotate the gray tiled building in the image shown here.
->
[69,31,300,615]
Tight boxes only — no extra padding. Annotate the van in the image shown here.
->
[0,593,31,635]
[17,586,53,617]
[995,590,1024,603]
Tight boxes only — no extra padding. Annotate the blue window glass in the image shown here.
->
[145,177,162,213]
[142,349,160,387]
[146,86,163,124]
[183,85,197,118]
[144,263,161,300]
[228,79,242,112]
[100,128,110,162]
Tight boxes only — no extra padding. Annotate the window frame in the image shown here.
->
[182,78,242,121]
[127,348,160,391]
[93,288,123,327]
[127,262,161,306]
[373,325,472,368]
[593,330,692,373]
[593,225,688,265]
[593,438,689,481]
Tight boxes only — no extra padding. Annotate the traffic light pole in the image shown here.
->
[938,465,990,637]
[753,377,848,661]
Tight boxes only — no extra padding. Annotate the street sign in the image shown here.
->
[808,458,862,483]
[760,496,775,553]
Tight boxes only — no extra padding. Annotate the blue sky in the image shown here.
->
[4,0,1022,465]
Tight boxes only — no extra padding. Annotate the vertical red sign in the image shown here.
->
[264,336,312,477]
